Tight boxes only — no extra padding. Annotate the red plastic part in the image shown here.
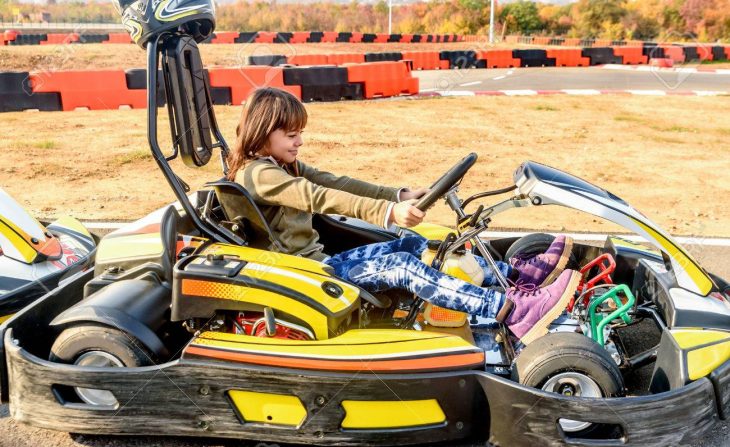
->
[660,46,685,63]
[345,61,419,99]
[476,49,520,68]
[211,32,239,44]
[207,66,301,105]
[374,33,389,43]
[255,31,276,44]
[322,31,338,43]
[41,33,79,45]
[612,46,648,65]
[546,48,591,67]
[290,32,310,44]
[569,253,616,312]
[29,70,147,111]
[349,32,363,43]
[401,51,441,70]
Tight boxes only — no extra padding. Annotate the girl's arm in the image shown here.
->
[244,162,394,228]
[297,161,401,202]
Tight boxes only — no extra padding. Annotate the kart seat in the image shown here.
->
[205,179,285,252]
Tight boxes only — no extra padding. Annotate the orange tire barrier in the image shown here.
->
[593,39,612,47]
[42,33,78,45]
[660,46,685,63]
[401,51,441,70]
[105,33,133,44]
[625,40,644,47]
[697,45,713,61]
[322,32,338,43]
[211,32,239,44]
[477,49,520,68]
[562,38,581,47]
[287,54,329,66]
[401,34,413,43]
[725,46,730,60]
[374,33,389,43]
[290,32,310,44]
[327,53,365,65]
[612,46,648,65]
[533,37,551,46]
[29,70,146,111]
[546,48,590,67]
[4,30,18,43]
[345,61,418,99]
[207,66,301,105]
[255,32,276,44]
[350,32,363,43]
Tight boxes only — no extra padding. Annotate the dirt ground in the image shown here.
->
[0,41,514,71]
[1,94,729,237]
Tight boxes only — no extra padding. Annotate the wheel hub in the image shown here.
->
[73,351,123,407]
[542,372,602,432]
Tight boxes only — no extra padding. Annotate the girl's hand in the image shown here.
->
[400,187,429,201]
[389,199,426,227]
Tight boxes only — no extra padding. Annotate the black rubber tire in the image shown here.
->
[504,233,578,269]
[512,332,624,436]
[49,324,155,367]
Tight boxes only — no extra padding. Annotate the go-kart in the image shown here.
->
[0,186,95,322]
[2,4,730,447]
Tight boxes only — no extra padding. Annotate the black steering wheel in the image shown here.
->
[413,153,478,212]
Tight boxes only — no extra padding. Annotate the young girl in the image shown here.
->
[227,87,580,344]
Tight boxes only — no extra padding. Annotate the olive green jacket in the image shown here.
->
[238,158,400,259]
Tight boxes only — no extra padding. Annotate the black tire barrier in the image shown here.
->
[8,34,47,45]
[336,32,352,43]
[426,35,433,43]
[712,46,727,61]
[411,35,422,43]
[513,49,557,67]
[275,32,292,44]
[581,47,622,65]
[387,34,401,43]
[643,45,665,59]
[361,33,376,43]
[683,46,700,61]
[364,52,403,63]
[611,40,625,46]
[440,50,479,69]
[125,68,231,106]
[308,32,323,43]
[282,66,362,102]
[78,34,109,44]
[0,72,61,112]
[247,55,288,66]
[235,32,258,44]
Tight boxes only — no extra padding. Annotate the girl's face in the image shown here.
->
[263,128,303,164]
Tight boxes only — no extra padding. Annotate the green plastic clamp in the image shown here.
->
[588,284,636,346]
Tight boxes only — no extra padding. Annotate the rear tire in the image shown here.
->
[512,332,624,436]
[50,323,155,367]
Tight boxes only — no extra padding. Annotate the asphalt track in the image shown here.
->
[0,243,728,446]
[414,66,730,93]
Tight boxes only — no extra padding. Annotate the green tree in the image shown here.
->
[573,0,627,38]
[499,1,544,35]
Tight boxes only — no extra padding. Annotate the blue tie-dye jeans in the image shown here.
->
[324,235,512,319]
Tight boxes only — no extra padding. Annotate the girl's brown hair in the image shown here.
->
[226,87,308,180]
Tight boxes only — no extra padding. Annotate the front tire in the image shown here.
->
[512,332,624,436]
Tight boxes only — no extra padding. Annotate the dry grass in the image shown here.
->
[0,41,521,71]
[1,95,729,237]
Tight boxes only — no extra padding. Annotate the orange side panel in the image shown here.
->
[255,31,276,44]
[185,345,485,372]
[477,49,520,68]
[29,70,146,111]
[287,54,328,66]
[612,46,648,65]
[546,48,590,67]
[350,32,363,43]
[211,31,239,44]
[401,51,440,70]
[322,31,338,43]
[104,33,133,44]
[327,53,365,65]
[207,66,301,105]
[346,61,418,99]
[290,31,310,44]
